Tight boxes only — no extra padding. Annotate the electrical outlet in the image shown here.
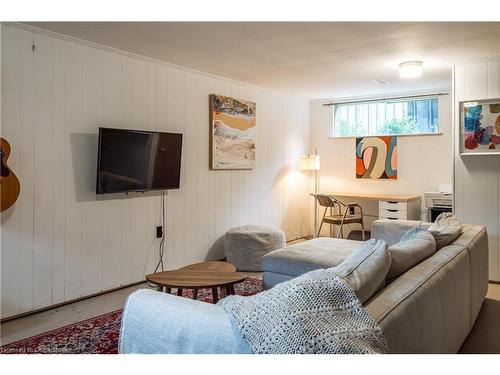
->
[156,226,163,238]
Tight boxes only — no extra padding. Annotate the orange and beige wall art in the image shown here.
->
[209,94,256,170]
[356,136,397,179]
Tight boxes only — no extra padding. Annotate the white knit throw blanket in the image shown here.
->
[218,269,388,354]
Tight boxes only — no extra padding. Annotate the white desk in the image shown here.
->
[324,192,422,221]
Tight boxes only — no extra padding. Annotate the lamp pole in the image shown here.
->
[314,168,319,237]
[299,151,320,238]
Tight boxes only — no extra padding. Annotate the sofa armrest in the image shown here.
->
[371,219,431,246]
[119,289,251,354]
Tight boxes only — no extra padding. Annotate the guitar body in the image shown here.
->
[0,138,20,212]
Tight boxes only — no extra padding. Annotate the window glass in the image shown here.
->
[333,97,439,137]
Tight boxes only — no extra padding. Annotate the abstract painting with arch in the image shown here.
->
[356,136,397,179]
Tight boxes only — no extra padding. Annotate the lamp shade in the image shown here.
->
[299,154,320,171]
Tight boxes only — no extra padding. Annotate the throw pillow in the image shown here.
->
[331,239,391,304]
[427,212,462,249]
[387,228,436,280]
[400,224,427,242]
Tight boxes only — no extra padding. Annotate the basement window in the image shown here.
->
[332,96,439,138]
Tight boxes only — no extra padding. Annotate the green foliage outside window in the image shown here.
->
[338,118,419,136]
[337,120,366,137]
[378,118,418,135]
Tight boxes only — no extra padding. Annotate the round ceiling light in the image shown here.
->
[399,61,423,78]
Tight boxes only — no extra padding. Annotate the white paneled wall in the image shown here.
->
[0,24,311,319]
[454,61,500,282]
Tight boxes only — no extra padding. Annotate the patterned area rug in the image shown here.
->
[1,276,262,354]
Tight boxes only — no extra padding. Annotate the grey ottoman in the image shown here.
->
[224,225,286,271]
[261,237,362,289]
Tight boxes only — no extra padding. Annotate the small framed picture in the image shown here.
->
[460,98,500,155]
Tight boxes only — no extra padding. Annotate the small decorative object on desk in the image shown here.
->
[460,98,500,155]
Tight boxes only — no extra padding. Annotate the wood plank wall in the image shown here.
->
[454,61,500,282]
[0,24,312,318]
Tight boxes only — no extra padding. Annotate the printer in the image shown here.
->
[424,184,453,222]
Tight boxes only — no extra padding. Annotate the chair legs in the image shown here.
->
[316,220,324,238]
[316,207,328,238]
[315,206,367,240]
[319,221,368,240]
[337,223,344,239]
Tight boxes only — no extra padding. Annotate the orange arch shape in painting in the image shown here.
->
[356,155,366,176]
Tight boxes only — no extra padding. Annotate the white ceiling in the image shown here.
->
[25,22,500,99]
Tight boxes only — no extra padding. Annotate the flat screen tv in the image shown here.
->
[96,127,183,194]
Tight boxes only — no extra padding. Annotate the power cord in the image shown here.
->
[153,189,166,273]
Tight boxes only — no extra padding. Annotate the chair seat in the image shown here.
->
[322,214,363,224]
[311,194,365,240]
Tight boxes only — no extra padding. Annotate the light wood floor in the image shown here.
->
[0,283,148,346]
[1,280,499,352]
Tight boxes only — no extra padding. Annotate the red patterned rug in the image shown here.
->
[1,276,262,354]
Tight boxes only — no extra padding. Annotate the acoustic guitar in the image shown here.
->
[0,137,20,212]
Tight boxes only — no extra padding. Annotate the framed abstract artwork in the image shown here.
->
[355,136,397,179]
[209,94,256,169]
[460,99,500,155]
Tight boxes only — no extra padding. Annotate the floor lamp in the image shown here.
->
[299,152,320,237]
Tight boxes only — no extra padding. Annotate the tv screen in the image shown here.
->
[96,127,183,194]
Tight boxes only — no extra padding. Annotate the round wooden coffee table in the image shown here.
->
[180,260,236,273]
[146,261,245,303]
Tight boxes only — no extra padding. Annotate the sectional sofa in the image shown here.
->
[262,219,489,353]
[119,219,488,354]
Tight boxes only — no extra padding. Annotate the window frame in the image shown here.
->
[331,94,443,139]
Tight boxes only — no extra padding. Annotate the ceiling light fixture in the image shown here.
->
[399,61,423,78]
[373,79,389,85]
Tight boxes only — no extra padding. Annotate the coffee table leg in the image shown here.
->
[212,288,219,304]
[230,285,235,295]
[192,289,198,300]
[177,288,183,296]
[225,285,231,297]
[166,287,171,294]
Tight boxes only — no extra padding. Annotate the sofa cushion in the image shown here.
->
[428,213,462,249]
[400,225,426,241]
[331,239,391,304]
[371,219,432,247]
[387,227,436,280]
[261,237,361,277]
